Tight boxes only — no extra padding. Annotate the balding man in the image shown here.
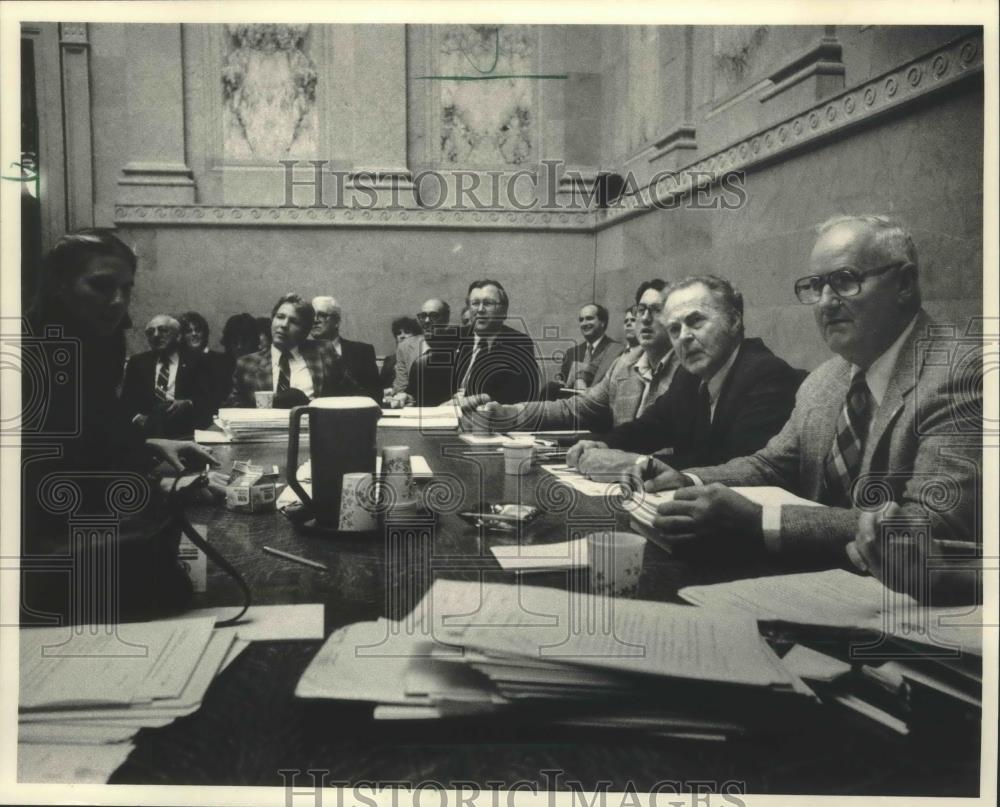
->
[312,295,380,400]
[635,216,981,566]
[121,314,211,436]
[557,303,623,390]
[390,298,451,401]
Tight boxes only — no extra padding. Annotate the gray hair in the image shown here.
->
[665,275,744,337]
[817,214,919,268]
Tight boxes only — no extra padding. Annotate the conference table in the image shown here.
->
[110,427,980,795]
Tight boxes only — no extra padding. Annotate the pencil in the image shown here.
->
[262,545,328,571]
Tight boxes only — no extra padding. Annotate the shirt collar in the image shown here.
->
[853,315,918,406]
[156,348,179,365]
[585,334,606,351]
[271,344,302,362]
[633,349,672,380]
[706,342,741,405]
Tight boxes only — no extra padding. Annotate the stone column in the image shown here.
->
[59,23,94,229]
[117,24,195,204]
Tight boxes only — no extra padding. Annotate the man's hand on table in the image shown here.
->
[565,439,607,468]
[648,483,763,546]
[462,399,529,432]
[146,438,220,474]
[575,447,641,482]
[453,393,491,416]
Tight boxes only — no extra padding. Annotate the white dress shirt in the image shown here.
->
[271,344,314,398]
[705,342,742,421]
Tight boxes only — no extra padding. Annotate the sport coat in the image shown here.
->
[227,340,360,406]
[455,324,542,404]
[393,334,425,394]
[606,338,802,469]
[337,337,380,401]
[558,336,624,388]
[685,312,981,565]
[121,349,213,435]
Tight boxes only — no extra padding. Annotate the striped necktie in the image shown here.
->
[155,356,171,401]
[276,350,292,394]
[822,371,873,507]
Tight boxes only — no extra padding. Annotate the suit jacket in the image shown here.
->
[685,312,981,565]
[455,324,542,404]
[510,347,677,432]
[337,337,380,401]
[393,334,426,394]
[200,350,235,417]
[121,349,213,435]
[606,338,802,469]
[226,340,360,406]
[558,337,624,388]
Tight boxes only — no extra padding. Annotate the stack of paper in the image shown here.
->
[629,486,824,528]
[18,604,324,784]
[297,580,815,736]
[215,408,303,442]
[379,404,459,430]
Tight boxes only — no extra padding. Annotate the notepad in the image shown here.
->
[490,538,588,571]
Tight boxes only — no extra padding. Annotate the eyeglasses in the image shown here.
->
[416,311,443,321]
[469,299,501,310]
[635,302,663,318]
[794,262,903,304]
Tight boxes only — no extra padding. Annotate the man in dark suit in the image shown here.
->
[311,295,380,401]
[227,294,360,407]
[569,276,801,473]
[121,314,212,436]
[628,216,981,567]
[557,303,623,390]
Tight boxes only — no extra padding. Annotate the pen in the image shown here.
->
[262,545,328,571]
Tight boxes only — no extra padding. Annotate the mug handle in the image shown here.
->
[286,405,313,512]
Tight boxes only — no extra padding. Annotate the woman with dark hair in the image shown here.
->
[179,310,233,418]
[22,229,217,623]
[220,312,261,360]
[379,315,420,398]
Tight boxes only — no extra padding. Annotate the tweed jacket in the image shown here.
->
[226,340,360,406]
[685,312,981,565]
[606,338,802,469]
[557,336,625,387]
[510,346,677,432]
[392,334,426,394]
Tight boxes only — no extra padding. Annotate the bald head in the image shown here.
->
[417,298,450,335]
[144,315,180,354]
[311,296,342,340]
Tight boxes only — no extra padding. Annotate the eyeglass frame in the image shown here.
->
[793,262,906,305]
[635,302,664,318]
[416,310,444,321]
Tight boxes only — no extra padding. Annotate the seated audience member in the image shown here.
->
[556,304,623,390]
[847,502,982,606]
[391,298,450,398]
[470,280,677,433]
[178,310,233,418]
[311,295,380,400]
[380,315,420,396]
[22,229,216,623]
[255,316,273,350]
[227,293,360,406]
[623,305,639,349]
[569,275,801,474]
[630,216,981,567]
[121,314,211,436]
[220,313,262,361]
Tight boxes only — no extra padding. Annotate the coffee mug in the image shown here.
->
[254,390,275,409]
[587,530,646,598]
[287,397,380,529]
[502,440,535,475]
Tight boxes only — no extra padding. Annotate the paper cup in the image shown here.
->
[503,440,535,475]
[338,472,378,532]
[587,530,646,598]
[254,390,275,409]
[380,445,417,506]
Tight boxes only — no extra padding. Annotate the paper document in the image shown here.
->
[459,433,509,445]
[182,604,324,641]
[380,405,459,429]
[781,645,852,682]
[542,465,631,497]
[490,538,588,571]
[18,742,136,783]
[194,429,231,444]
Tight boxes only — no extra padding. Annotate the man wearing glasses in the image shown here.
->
[632,215,980,566]
[388,298,451,404]
[311,296,380,401]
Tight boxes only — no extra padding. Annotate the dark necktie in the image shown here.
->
[276,350,292,395]
[692,382,712,443]
[822,371,874,507]
[155,356,171,401]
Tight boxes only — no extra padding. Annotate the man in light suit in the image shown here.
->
[311,295,380,401]
[389,298,451,400]
[568,275,802,472]
[228,294,360,407]
[468,280,676,433]
[556,304,623,390]
[636,216,980,566]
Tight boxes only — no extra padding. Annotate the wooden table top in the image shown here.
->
[110,428,980,794]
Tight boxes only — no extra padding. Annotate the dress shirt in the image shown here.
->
[271,344,314,398]
[632,350,677,414]
[706,342,741,421]
[759,314,919,547]
[329,336,342,356]
[154,351,180,400]
[457,334,492,395]
[584,334,606,362]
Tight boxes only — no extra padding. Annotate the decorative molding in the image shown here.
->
[759,37,845,102]
[115,34,982,234]
[649,124,698,162]
[113,204,596,232]
[596,33,983,231]
[59,22,88,49]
